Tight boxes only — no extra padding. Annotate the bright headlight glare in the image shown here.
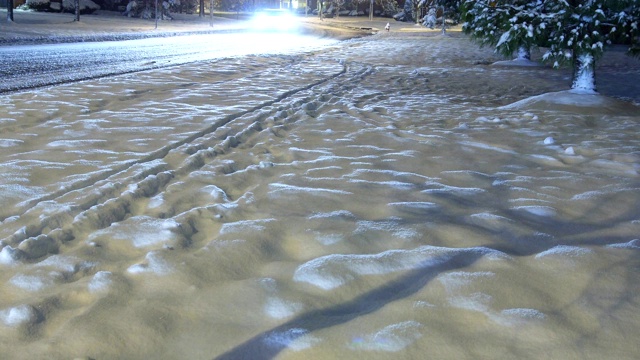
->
[252,10,298,32]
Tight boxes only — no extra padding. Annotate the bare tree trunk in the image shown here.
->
[7,0,14,22]
[516,45,531,61]
[75,0,80,21]
[440,5,445,34]
[199,0,204,16]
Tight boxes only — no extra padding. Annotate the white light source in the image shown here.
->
[252,9,299,32]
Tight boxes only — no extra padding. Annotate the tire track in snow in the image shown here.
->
[0,60,378,344]
[0,55,361,264]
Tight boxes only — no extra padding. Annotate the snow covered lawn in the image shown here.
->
[1,23,640,359]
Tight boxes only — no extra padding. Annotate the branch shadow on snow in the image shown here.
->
[214,177,640,360]
[214,251,482,360]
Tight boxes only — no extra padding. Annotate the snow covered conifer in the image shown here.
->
[378,0,400,18]
[542,1,613,92]
[426,0,461,29]
[462,0,640,93]
[403,0,415,22]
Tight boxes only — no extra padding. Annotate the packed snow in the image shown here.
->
[1,26,640,360]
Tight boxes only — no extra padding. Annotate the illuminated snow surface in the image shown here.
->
[1,30,640,360]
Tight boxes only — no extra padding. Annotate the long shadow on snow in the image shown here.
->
[215,179,640,359]
[214,251,482,360]
[214,231,638,360]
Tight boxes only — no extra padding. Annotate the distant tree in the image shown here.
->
[219,0,244,12]
[442,0,461,24]
[332,0,346,17]
[414,0,435,25]
[351,0,368,15]
[210,0,214,25]
[418,0,461,27]
[233,0,245,17]
[402,0,414,22]
[377,0,399,17]
[62,0,100,14]
[462,0,640,93]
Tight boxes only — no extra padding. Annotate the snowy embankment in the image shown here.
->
[1,31,640,359]
[502,89,640,115]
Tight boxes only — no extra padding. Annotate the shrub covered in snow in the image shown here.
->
[23,0,100,13]
[121,0,189,18]
[376,0,399,18]
[402,0,414,22]
[61,0,100,13]
[24,0,51,11]
[421,7,436,28]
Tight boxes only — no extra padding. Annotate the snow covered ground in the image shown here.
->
[1,12,640,360]
[0,9,378,44]
[0,9,248,44]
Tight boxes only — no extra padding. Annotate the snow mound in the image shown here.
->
[127,251,172,275]
[263,328,314,350]
[500,90,640,115]
[500,308,546,320]
[535,245,593,259]
[0,246,23,266]
[88,271,114,293]
[219,219,274,235]
[349,321,423,352]
[86,216,185,251]
[9,272,56,292]
[264,297,304,319]
[293,246,507,290]
[496,308,547,326]
[492,59,541,67]
[512,205,557,218]
[606,239,640,250]
[0,305,38,327]
[468,213,514,232]
[438,271,495,294]
[293,246,450,290]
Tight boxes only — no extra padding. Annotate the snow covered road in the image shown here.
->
[0,32,339,93]
[1,31,640,359]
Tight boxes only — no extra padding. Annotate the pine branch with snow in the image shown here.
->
[462,0,542,57]
[541,1,610,69]
[612,2,640,57]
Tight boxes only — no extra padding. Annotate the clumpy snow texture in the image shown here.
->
[1,27,640,360]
